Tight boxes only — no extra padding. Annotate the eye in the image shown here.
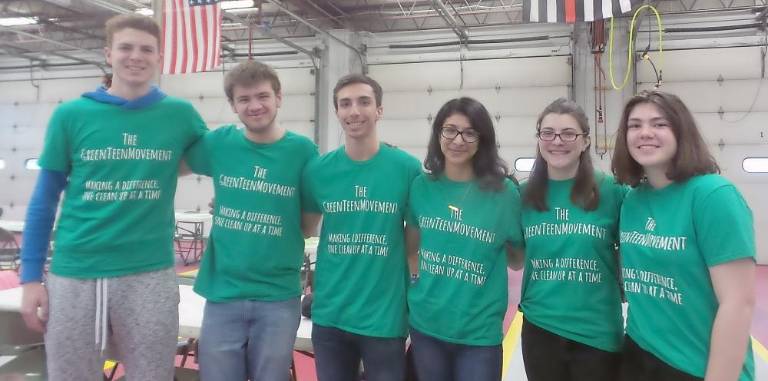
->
[561,131,577,139]
[464,130,480,139]
[627,123,641,129]
[539,131,555,138]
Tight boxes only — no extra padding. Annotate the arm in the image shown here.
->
[506,243,525,271]
[405,224,420,276]
[20,169,67,332]
[704,258,756,381]
[178,159,193,176]
[301,212,321,238]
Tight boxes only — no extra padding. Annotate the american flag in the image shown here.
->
[523,0,640,23]
[161,0,222,74]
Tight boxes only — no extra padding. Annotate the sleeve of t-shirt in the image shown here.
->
[38,106,72,172]
[403,156,423,227]
[693,185,755,267]
[505,182,525,249]
[404,176,421,227]
[301,158,321,213]
[184,131,213,176]
[184,103,208,146]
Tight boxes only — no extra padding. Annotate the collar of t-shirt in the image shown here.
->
[81,85,167,110]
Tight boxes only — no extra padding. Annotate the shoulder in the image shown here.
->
[595,171,628,196]
[382,143,420,166]
[305,147,339,172]
[685,174,745,205]
[204,124,237,141]
[54,97,99,115]
[284,131,317,151]
[156,96,201,115]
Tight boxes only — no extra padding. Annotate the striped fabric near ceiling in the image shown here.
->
[161,0,222,74]
[523,0,640,23]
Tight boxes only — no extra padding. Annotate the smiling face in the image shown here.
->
[537,113,589,180]
[335,82,382,141]
[105,28,160,90]
[230,81,282,136]
[439,113,479,169]
[626,102,678,175]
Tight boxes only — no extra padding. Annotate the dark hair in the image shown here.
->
[424,97,510,191]
[523,98,599,211]
[223,60,282,102]
[332,74,383,111]
[105,14,161,49]
[611,91,719,187]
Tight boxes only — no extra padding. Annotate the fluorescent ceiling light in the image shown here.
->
[135,8,153,16]
[0,17,38,26]
[221,0,254,10]
[225,7,260,13]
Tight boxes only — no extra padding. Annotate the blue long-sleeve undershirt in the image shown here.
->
[20,169,67,283]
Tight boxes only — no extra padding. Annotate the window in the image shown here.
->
[743,158,768,173]
[0,159,5,170]
[515,158,535,172]
[25,158,40,170]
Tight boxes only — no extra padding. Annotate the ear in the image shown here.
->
[276,92,283,109]
[582,135,591,152]
[104,46,112,66]
[229,99,237,114]
[376,105,383,121]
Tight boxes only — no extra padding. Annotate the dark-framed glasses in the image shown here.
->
[441,126,480,143]
[536,130,586,142]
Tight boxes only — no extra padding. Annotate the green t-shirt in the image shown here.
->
[301,143,422,338]
[620,174,755,380]
[185,126,318,302]
[407,175,523,346]
[39,96,207,278]
[519,174,626,352]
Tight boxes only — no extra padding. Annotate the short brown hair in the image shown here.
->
[105,14,161,49]
[224,60,282,102]
[611,91,719,187]
[332,74,383,111]
[523,98,599,211]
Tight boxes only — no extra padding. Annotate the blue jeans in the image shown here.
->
[198,297,300,381]
[311,324,406,381]
[409,327,502,381]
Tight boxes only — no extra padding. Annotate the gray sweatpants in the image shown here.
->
[45,268,179,381]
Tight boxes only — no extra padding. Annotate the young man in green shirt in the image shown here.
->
[19,14,206,380]
[184,60,318,381]
[302,74,422,381]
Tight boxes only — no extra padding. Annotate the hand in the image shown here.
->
[208,197,215,215]
[20,282,49,333]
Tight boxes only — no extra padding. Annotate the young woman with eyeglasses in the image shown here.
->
[613,91,755,381]
[518,98,626,381]
[405,97,524,381]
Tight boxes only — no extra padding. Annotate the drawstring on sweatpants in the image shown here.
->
[94,278,109,354]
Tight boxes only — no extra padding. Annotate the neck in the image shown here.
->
[644,166,673,189]
[344,133,380,161]
[245,125,284,144]
[444,163,475,182]
[547,163,578,181]
[108,80,151,101]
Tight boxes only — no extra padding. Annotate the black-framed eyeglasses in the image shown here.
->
[441,126,480,143]
[536,130,586,142]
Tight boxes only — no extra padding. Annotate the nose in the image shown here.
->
[637,124,654,138]
[247,99,263,111]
